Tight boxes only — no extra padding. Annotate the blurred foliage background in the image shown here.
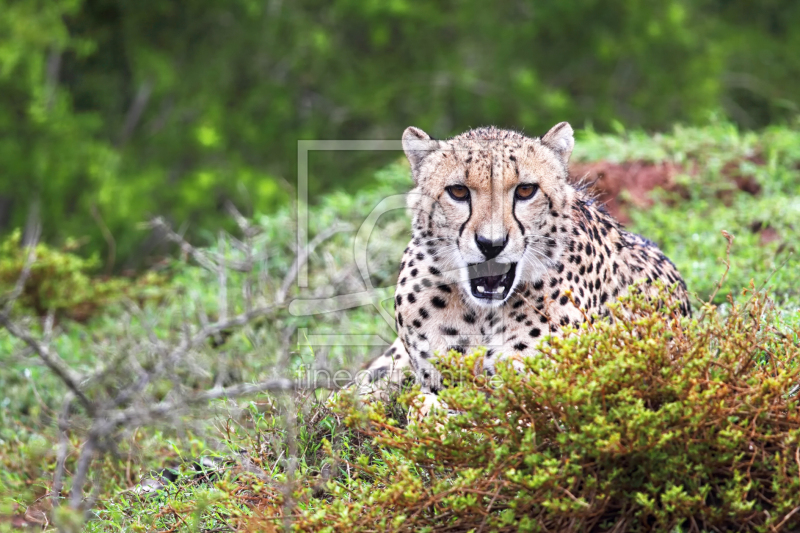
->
[1,0,798,268]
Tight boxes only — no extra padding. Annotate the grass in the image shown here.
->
[0,120,799,531]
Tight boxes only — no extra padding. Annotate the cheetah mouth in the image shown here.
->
[468,260,518,301]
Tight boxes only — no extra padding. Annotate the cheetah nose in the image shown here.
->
[475,233,508,260]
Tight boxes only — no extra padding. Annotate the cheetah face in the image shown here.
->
[402,123,576,307]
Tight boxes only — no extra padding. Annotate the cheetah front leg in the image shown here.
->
[356,339,413,401]
[357,337,447,419]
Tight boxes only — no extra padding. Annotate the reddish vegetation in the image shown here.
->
[569,161,687,223]
[751,221,781,246]
[570,154,765,224]
[719,154,763,200]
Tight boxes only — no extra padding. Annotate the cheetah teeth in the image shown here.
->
[469,261,518,301]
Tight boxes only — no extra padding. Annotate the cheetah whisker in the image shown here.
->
[527,246,551,263]
[521,248,549,278]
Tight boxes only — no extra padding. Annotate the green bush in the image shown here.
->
[297,288,800,532]
[0,229,164,320]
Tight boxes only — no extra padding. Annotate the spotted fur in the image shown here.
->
[361,123,690,400]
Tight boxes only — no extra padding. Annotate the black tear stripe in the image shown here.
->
[509,151,525,235]
[458,167,472,237]
[458,197,472,237]
[512,197,525,235]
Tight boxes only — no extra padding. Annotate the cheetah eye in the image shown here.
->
[446,185,470,201]
[515,184,539,200]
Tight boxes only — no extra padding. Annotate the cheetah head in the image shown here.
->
[402,123,576,308]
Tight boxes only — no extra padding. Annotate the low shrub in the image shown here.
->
[297,287,800,532]
[0,229,164,321]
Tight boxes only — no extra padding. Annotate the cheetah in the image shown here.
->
[359,122,690,404]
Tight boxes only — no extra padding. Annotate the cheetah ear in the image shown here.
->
[402,126,439,179]
[541,122,574,165]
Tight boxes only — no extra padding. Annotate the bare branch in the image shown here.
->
[70,437,96,509]
[101,376,314,432]
[51,394,73,509]
[278,223,351,303]
[150,217,253,272]
[119,79,153,146]
[0,210,372,525]
[1,223,39,313]
[705,230,735,307]
[217,233,228,323]
[0,313,94,414]
[224,201,257,237]
[111,303,282,409]
[45,45,61,111]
